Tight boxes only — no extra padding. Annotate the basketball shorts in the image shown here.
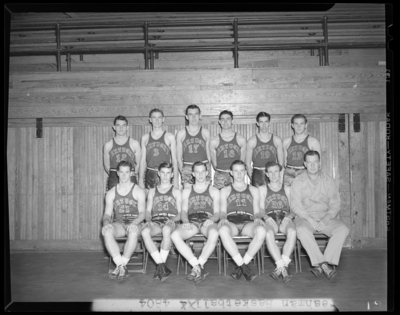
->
[283,167,305,187]
[188,212,212,229]
[145,168,160,190]
[213,170,232,190]
[226,212,254,234]
[265,209,289,226]
[150,213,177,228]
[251,168,267,187]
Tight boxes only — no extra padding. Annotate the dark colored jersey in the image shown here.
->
[264,184,290,213]
[146,131,171,168]
[109,137,135,170]
[113,184,139,225]
[252,134,278,167]
[226,184,254,216]
[286,135,310,167]
[182,127,208,163]
[151,185,178,220]
[187,184,214,217]
[216,133,241,170]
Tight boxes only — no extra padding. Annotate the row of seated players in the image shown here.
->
[102,155,349,284]
[103,107,321,193]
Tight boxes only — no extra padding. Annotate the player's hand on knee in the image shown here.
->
[182,222,191,230]
[127,223,139,234]
[218,219,228,228]
[101,224,113,236]
[203,219,213,228]
[281,217,292,229]
[254,218,266,228]
[165,219,176,228]
[265,217,278,230]
[315,221,326,232]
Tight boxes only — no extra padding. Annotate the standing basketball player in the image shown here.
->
[101,161,146,281]
[282,114,321,186]
[103,115,141,191]
[141,162,182,281]
[245,112,284,187]
[139,109,179,191]
[210,110,247,189]
[176,105,212,189]
[218,160,266,282]
[170,161,220,284]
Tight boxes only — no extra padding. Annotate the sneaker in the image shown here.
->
[153,264,161,280]
[270,266,283,281]
[194,266,209,284]
[320,262,337,281]
[310,265,323,278]
[281,266,293,284]
[187,265,200,281]
[230,266,242,280]
[160,263,172,282]
[241,264,257,282]
[117,265,130,282]
[109,265,121,279]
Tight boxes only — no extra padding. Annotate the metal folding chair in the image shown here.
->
[108,237,147,274]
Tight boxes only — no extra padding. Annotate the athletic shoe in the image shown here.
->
[187,265,200,281]
[320,262,337,281]
[241,263,257,282]
[109,265,121,279]
[194,266,209,284]
[118,265,130,281]
[160,263,172,282]
[310,265,323,278]
[270,266,283,281]
[281,266,293,284]
[230,266,242,280]
[154,264,161,280]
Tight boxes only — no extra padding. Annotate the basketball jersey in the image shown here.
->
[286,135,310,167]
[252,134,278,167]
[151,185,178,219]
[226,184,254,216]
[216,133,241,170]
[264,184,290,213]
[109,137,135,170]
[146,131,171,168]
[182,127,208,163]
[187,184,214,217]
[113,183,139,225]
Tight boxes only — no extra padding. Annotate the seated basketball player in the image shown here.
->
[101,161,146,281]
[218,160,266,282]
[170,161,220,284]
[259,161,296,283]
[141,162,182,281]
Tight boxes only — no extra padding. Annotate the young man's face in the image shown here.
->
[257,116,270,133]
[266,165,281,183]
[117,166,133,183]
[158,167,173,184]
[304,154,321,175]
[114,119,129,136]
[230,163,246,183]
[291,117,307,135]
[186,108,200,125]
[192,165,208,183]
[149,111,164,128]
[219,114,233,130]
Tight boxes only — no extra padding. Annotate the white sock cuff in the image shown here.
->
[232,254,244,266]
[189,257,199,267]
[198,256,207,267]
[121,256,130,266]
[275,259,285,268]
[112,255,123,266]
[150,251,163,264]
[282,254,291,266]
[160,249,170,263]
[243,253,253,265]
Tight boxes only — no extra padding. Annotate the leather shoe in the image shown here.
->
[230,266,242,280]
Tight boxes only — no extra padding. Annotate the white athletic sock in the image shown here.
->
[198,256,207,268]
[150,251,163,265]
[160,249,170,263]
[188,257,199,267]
[121,256,130,266]
[112,255,123,266]
[282,255,291,267]
[232,254,244,266]
[275,259,285,269]
[243,253,253,265]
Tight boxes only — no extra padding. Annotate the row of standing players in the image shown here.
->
[101,105,349,284]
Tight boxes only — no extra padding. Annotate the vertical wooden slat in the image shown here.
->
[379,121,387,238]
[367,122,375,238]
[73,128,80,240]
[61,127,68,239]
[7,129,16,240]
[18,128,26,240]
[43,127,49,240]
[25,128,33,240]
[31,128,39,240]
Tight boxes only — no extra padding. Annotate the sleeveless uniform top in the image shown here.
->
[182,127,208,163]
[113,183,139,225]
[151,185,178,219]
[226,184,254,216]
[252,134,278,167]
[187,184,214,217]
[286,135,310,167]
[216,133,241,170]
[264,184,290,214]
[109,137,135,170]
[146,131,171,168]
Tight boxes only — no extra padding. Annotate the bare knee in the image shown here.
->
[170,230,180,242]
[162,225,173,238]
[207,227,219,241]
[286,226,297,239]
[218,225,230,239]
[254,225,266,239]
[265,228,275,242]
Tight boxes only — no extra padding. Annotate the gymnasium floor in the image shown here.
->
[7,248,387,312]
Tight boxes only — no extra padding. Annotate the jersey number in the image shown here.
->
[115,153,128,163]
[260,151,271,159]
[235,199,247,207]
[223,149,236,158]
[153,148,159,156]
[158,202,169,211]
[292,152,303,161]
[188,144,199,154]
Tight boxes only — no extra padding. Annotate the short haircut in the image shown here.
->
[291,114,307,124]
[185,104,201,115]
[192,161,207,172]
[219,110,233,120]
[158,161,173,171]
[149,108,164,118]
[304,150,320,162]
[256,112,271,122]
[265,161,283,172]
[230,159,246,171]
[113,115,128,126]
[117,160,133,171]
